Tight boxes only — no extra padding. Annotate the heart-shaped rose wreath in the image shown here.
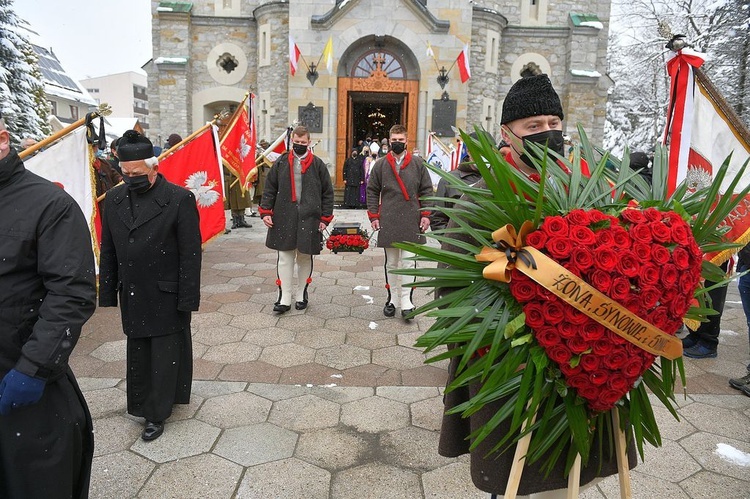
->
[508,207,703,412]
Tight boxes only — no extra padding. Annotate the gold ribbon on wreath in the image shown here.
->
[476,221,684,360]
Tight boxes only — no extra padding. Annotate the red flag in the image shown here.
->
[160,126,226,244]
[663,49,750,264]
[290,35,301,76]
[220,94,257,191]
[456,44,471,83]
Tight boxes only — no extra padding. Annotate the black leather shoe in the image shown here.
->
[401,308,415,319]
[142,421,164,441]
[383,303,396,317]
[273,303,291,313]
[295,300,308,310]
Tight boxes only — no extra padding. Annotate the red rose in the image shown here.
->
[567,209,592,226]
[648,306,670,330]
[607,375,630,393]
[621,209,647,224]
[546,237,573,259]
[651,244,671,265]
[570,225,597,247]
[688,240,703,259]
[580,385,601,401]
[580,354,600,372]
[630,223,653,243]
[571,248,594,271]
[535,327,561,348]
[643,207,663,222]
[638,264,660,287]
[600,388,624,406]
[524,303,546,329]
[679,271,697,291]
[581,323,605,342]
[542,300,566,323]
[660,264,679,287]
[664,211,684,225]
[510,279,537,302]
[650,221,672,243]
[542,216,569,237]
[672,247,690,269]
[603,348,628,369]
[558,321,578,339]
[639,286,661,309]
[595,230,615,247]
[611,228,632,249]
[568,373,590,389]
[564,306,589,325]
[668,298,691,318]
[661,287,678,304]
[609,277,632,301]
[593,339,614,356]
[560,363,582,377]
[548,344,572,364]
[525,230,547,249]
[670,223,691,246]
[623,295,643,315]
[568,337,590,354]
[622,357,644,378]
[589,369,609,386]
[615,251,640,278]
[632,242,652,261]
[590,269,613,294]
[594,247,618,271]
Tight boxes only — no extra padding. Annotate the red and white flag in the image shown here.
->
[456,44,471,83]
[160,125,226,244]
[220,93,257,191]
[259,127,291,166]
[663,49,750,263]
[24,126,100,258]
[289,35,301,76]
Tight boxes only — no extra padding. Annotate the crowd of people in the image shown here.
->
[1,70,749,498]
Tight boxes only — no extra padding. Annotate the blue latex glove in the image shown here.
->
[0,369,46,416]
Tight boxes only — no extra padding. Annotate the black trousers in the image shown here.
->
[0,370,93,498]
[127,327,192,422]
[689,260,730,348]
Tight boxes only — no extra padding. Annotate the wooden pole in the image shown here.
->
[612,409,632,499]
[157,122,214,162]
[566,453,582,499]
[18,103,112,160]
[503,408,538,499]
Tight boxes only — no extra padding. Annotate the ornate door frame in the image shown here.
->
[335,68,419,187]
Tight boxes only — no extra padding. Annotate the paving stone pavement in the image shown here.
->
[73,209,750,498]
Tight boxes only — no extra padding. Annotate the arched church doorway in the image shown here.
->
[335,37,420,188]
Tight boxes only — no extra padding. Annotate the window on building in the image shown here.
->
[351,50,405,79]
[49,101,57,115]
[485,30,499,73]
[218,53,238,73]
[259,25,270,66]
[70,105,79,120]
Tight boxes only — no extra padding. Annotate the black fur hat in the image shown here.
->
[117,130,153,161]
[501,74,564,125]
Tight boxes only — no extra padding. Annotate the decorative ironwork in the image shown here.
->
[351,50,406,79]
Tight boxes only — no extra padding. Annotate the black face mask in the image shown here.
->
[292,143,308,156]
[519,130,565,165]
[123,174,152,194]
[390,141,406,155]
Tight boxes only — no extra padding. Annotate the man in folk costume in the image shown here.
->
[260,125,334,314]
[438,75,635,495]
[367,124,433,318]
[99,130,202,441]
[0,113,96,498]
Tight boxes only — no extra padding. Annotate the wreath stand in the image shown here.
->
[499,408,632,499]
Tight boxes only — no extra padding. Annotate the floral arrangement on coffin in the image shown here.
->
[326,230,370,253]
[394,126,750,475]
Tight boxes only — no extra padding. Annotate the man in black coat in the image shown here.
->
[0,114,96,497]
[260,125,334,314]
[99,130,202,441]
[342,147,363,208]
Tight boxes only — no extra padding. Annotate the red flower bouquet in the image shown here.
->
[326,231,370,253]
[403,126,750,476]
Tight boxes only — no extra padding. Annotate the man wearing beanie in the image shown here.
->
[499,74,586,178]
[99,130,202,441]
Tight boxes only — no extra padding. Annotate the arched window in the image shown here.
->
[351,50,406,79]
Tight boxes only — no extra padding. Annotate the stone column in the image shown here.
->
[254,1,291,139]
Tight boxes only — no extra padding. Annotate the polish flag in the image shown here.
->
[456,44,471,83]
[289,35,301,76]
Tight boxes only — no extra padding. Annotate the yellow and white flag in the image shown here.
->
[322,36,334,73]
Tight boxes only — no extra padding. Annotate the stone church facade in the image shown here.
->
[148,0,611,187]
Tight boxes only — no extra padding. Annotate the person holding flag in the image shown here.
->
[260,125,334,314]
[99,130,202,442]
[0,112,96,497]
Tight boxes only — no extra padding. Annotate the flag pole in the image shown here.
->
[218,92,250,142]
[158,111,227,162]
[19,103,112,160]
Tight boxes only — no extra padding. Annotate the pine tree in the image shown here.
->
[0,0,49,147]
